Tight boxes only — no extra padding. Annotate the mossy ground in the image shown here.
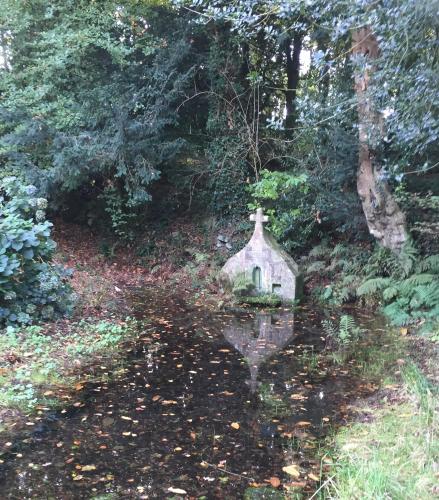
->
[0,318,142,446]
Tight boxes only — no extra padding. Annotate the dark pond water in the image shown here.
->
[0,290,379,499]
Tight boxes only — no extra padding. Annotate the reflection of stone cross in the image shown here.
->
[250,208,269,233]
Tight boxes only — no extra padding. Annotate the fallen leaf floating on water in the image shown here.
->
[295,421,312,427]
[78,464,96,472]
[219,391,234,396]
[290,393,307,400]
[168,487,187,494]
[231,422,240,430]
[286,481,307,488]
[282,464,300,478]
[268,477,281,487]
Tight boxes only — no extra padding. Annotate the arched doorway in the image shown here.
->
[252,266,262,291]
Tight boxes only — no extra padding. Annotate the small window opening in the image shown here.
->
[272,283,282,294]
[252,266,262,290]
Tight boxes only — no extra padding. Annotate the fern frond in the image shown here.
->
[357,277,391,296]
[306,260,326,274]
[337,287,351,303]
[341,275,357,286]
[331,244,347,258]
[322,319,337,337]
[412,283,439,306]
[383,286,399,301]
[382,302,412,326]
[399,274,435,295]
[339,314,355,332]
[397,241,418,277]
[332,259,351,271]
[416,254,439,273]
[309,243,329,258]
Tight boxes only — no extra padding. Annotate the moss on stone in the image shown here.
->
[238,294,282,307]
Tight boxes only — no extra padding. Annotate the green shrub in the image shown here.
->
[0,177,75,325]
[248,169,311,250]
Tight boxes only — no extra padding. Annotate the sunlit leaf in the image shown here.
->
[282,464,300,478]
[168,487,187,494]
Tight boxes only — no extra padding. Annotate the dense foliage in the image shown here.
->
[0,177,73,325]
[306,241,439,330]
[0,0,437,327]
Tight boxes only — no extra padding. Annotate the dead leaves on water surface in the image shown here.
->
[1,307,350,498]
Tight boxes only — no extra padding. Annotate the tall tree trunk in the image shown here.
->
[285,33,302,129]
[317,37,330,104]
[352,27,407,253]
[0,31,10,71]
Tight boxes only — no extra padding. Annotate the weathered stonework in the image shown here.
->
[221,208,301,301]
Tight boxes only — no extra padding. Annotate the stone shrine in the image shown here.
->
[221,208,301,301]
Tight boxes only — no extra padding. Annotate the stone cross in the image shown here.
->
[250,208,269,233]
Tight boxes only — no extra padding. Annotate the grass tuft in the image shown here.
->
[323,358,438,500]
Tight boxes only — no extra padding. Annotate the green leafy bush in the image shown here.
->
[248,170,311,250]
[0,177,74,325]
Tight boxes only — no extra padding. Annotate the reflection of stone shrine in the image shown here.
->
[223,313,295,392]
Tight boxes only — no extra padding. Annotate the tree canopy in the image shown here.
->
[0,0,437,252]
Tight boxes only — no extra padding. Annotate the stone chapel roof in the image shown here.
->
[230,207,300,276]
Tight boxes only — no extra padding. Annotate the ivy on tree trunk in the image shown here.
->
[352,27,408,253]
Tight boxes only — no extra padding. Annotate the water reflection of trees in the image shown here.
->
[222,313,295,392]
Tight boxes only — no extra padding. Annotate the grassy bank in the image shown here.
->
[321,334,439,500]
[0,318,142,447]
